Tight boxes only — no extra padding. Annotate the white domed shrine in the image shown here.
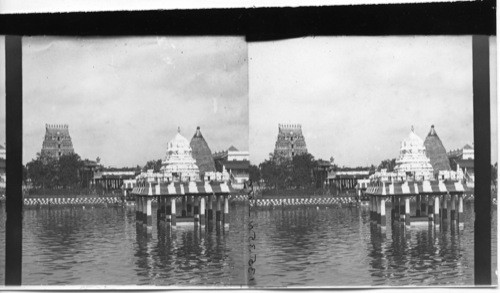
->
[393,126,434,181]
[160,127,200,182]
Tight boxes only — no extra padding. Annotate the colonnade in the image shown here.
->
[135,194,230,232]
[369,193,465,227]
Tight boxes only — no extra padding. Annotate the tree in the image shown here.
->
[58,153,84,188]
[249,164,261,184]
[377,158,397,172]
[143,159,162,172]
[291,153,316,188]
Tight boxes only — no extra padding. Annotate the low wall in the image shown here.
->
[0,193,249,206]
[250,196,358,207]
[24,197,124,206]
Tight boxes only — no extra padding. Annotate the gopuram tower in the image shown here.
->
[41,124,74,159]
[273,123,308,160]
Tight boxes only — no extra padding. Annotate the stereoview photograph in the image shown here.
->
[248,36,497,287]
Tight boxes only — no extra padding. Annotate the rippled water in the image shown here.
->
[252,201,497,287]
[0,202,248,286]
[0,200,496,286]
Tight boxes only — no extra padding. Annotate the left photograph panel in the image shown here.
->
[18,36,249,286]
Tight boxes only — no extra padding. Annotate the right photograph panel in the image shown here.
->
[248,36,497,287]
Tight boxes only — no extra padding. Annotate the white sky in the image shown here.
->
[249,36,497,166]
[17,36,248,167]
[0,35,497,167]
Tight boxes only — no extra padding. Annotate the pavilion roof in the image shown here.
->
[365,180,471,196]
[131,181,235,196]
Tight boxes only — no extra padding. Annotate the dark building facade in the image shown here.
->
[274,123,308,159]
[41,124,74,159]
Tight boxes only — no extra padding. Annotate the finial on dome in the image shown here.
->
[178,126,181,133]
[197,126,200,130]
[411,125,414,132]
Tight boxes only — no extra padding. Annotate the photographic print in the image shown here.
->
[17,36,250,286]
[248,36,497,287]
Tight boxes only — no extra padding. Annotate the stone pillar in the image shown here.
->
[157,196,164,222]
[376,196,381,224]
[166,197,173,224]
[369,196,374,221]
[400,196,405,223]
[428,195,434,222]
[182,195,187,217]
[442,194,448,221]
[223,195,229,226]
[146,197,152,226]
[416,195,421,217]
[421,195,427,217]
[458,194,464,225]
[216,195,222,222]
[200,196,206,226]
[142,196,147,223]
[187,195,193,217]
[405,197,410,226]
[391,196,396,223]
[450,194,456,221]
[207,194,214,223]
[434,195,440,226]
[135,196,140,222]
[193,196,200,226]
[380,197,386,226]
[171,197,177,226]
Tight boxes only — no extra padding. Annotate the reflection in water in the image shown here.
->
[253,202,495,287]
[0,200,495,286]
[14,203,248,285]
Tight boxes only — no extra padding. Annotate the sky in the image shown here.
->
[16,36,248,167]
[249,36,498,166]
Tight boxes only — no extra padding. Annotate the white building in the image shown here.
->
[160,128,200,182]
[393,127,434,181]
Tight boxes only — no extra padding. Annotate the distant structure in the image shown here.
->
[393,126,434,181]
[190,126,216,178]
[448,143,474,186]
[41,124,74,159]
[424,125,451,176]
[160,127,200,182]
[274,123,308,159]
[213,146,250,189]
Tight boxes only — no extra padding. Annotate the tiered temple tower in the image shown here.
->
[160,127,200,182]
[394,126,434,181]
[274,123,308,159]
[41,124,74,159]
[424,125,451,176]
[190,126,216,178]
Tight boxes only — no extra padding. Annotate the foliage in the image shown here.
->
[143,159,162,172]
[259,152,318,190]
[249,164,261,184]
[58,153,84,188]
[377,158,397,172]
[26,153,84,189]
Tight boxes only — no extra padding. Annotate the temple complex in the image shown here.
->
[424,125,451,176]
[393,126,434,181]
[160,127,200,182]
[41,124,74,159]
[274,123,308,160]
[190,126,216,178]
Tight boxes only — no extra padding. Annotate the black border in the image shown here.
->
[0,1,496,37]
[0,0,496,286]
